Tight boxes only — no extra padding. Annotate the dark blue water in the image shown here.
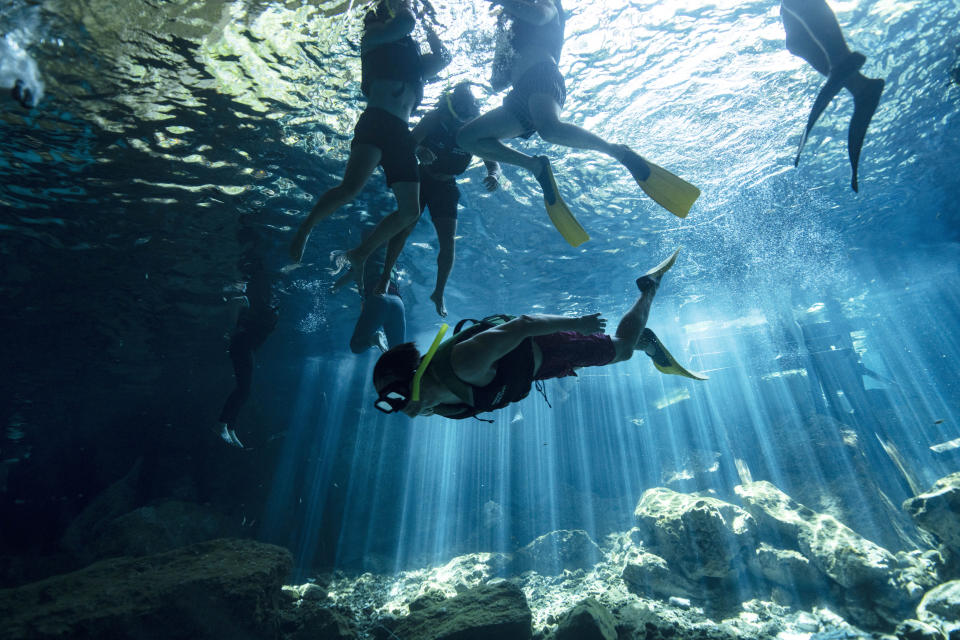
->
[1,0,958,595]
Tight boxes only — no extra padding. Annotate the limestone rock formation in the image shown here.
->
[634,488,757,581]
[552,597,617,640]
[383,580,532,640]
[905,473,960,553]
[0,538,292,640]
[621,550,697,600]
[514,529,602,575]
[735,481,897,590]
[916,580,960,637]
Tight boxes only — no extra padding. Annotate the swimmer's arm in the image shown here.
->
[491,0,556,26]
[361,7,416,51]
[412,110,442,144]
[419,23,452,79]
[452,314,605,382]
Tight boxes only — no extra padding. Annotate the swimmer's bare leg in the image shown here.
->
[343,181,420,286]
[290,144,380,262]
[429,215,457,317]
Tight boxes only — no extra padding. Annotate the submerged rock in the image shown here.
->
[916,580,960,636]
[735,481,897,589]
[735,480,938,628]
[904,473,960,553]
[514,529,602,575]
[621,550,697,600]
[750,542,826,593]
[634,488,757,582]
[552,597,616,640]
[385,580,532,640]
[0,538,292,640]
[894,618,946,640]
[280,604,359,640]
[90,499,236,559]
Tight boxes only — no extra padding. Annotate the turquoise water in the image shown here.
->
[1,0,959,610]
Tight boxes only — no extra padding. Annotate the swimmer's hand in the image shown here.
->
[574,313,606,335]
[483,173,500,192]
[416,145,436,165]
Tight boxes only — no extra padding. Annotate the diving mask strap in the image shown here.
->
[444,93,460,120]
[411,323,448,402]
[382,0,396,19]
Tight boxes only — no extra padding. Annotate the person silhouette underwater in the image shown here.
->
[780,0,885,191]
[289,0,452,298]
[371,249,706,421]
[411,82,501,317]
[455,0,701,248]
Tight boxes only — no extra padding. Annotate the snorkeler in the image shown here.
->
[455,0,700,247]
[412,81,501,317]
[371,249,707,420]
[217,297,279,448]
[781,0,885,192]
[289,0,451,288]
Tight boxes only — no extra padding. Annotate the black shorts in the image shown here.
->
[352,107,420,186]
[533,332,616,380]
[503,61,567,140]
[419,173,461,220]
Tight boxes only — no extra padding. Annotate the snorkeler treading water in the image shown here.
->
[289,0,452,297]
[455,0,701,247]
[412,82,501,317]
[781,0,885,192]
[371,249,706,420]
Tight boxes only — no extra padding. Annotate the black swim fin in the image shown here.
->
[847,76,884,192]
[794,52,865,168]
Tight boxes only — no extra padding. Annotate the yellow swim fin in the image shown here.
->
[640,328,708,380]
[621,149,701,218]
[534,156,590,247]
[636,247,680,292]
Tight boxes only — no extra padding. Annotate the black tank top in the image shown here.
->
[431,338,536,419]
[361,36,425,107]
[422,115,472,176]
[490,0,565,91]
[511,0,564,63]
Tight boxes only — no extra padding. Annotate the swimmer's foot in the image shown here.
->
[218,423,244,448]
[533,155,560,206]
[636,248,680,295]
[330,249,365,286]
[615,144,652,183]
[290,227,310,263]
[430,290,448,318]
[345,249,366,286]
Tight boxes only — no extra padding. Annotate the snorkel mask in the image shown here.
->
[443,83,480,122]
[374,324,448,413]
[365,0,396,24]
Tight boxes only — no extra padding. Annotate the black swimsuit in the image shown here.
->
[352,37,425,185]
[419,115,473,219]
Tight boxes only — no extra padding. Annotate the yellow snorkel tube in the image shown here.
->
[444,92,460,120]
[411,323,448,402]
